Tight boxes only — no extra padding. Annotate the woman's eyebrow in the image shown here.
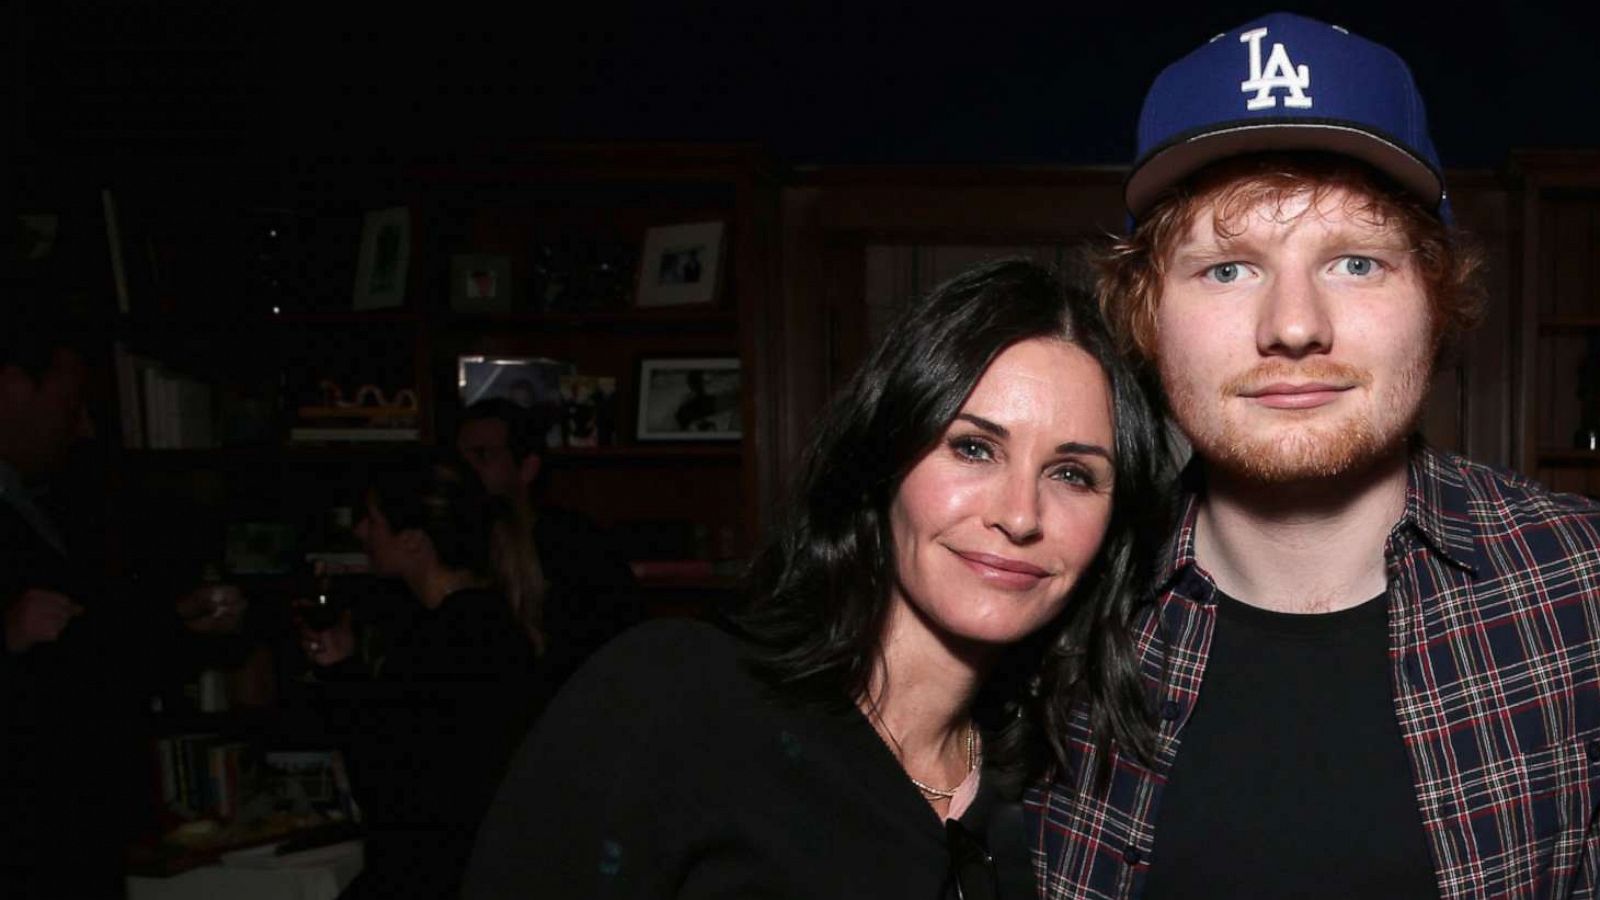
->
[1056,441,1112,461]
[956,414,1112,461]
[955,413,1007,437]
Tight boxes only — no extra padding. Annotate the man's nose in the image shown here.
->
[1256,270,1332,357]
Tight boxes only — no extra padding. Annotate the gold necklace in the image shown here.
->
[906,723,980,800]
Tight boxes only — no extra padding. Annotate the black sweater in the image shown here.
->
[463,619,1035,899]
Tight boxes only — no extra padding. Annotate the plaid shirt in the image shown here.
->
[1028,443,1600,899]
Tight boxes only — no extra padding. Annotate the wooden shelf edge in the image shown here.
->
[545,445,740,462]
[1536,447,1600,466]
[1538,317,1600,332]
[438,308,738,331]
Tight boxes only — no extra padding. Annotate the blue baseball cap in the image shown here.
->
[1126,12,1448,222]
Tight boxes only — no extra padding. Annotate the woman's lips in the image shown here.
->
[1238,382,1353,410]
[953,550,1051,588]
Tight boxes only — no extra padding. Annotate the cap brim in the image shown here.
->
[1125,122,1444,219]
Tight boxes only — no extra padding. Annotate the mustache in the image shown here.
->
[1222,360,1373,396]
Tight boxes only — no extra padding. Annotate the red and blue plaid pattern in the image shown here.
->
[1028,444,1600,899]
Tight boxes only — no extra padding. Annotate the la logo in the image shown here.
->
[1239,27,1312,110]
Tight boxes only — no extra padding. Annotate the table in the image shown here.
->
[126,839,363,900]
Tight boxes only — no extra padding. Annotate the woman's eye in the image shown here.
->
[949,436,994,461]
[1206,262,1243,284]
[1337,255,1377,277]
[1051,465,1094,488]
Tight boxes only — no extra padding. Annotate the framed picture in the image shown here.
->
[352,206,411,310]
[449,253,513,313]
[457,355,574,446]
[635,221,725,308]
[636,357,741,441]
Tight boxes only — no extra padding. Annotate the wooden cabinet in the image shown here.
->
[404,143,780,573]
[103,143,780,609]
[1511,151,1600,493]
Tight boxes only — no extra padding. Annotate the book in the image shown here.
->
[102,189,129,314]
[115,352,218,450]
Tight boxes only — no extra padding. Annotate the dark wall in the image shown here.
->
[16,0,1600,194]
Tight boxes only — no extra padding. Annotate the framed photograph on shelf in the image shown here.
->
[458,355,575,446]
[352,206,411,310]
[635,221,724,308]
[636,357,741,441]
[449,253,513,313]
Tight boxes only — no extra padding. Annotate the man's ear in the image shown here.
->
[518,452,541,488]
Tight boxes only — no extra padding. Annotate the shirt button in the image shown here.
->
[1123,844,1143,865]
[1160,700,1181,721]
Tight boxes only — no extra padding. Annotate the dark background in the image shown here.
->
[11,0,1600,200]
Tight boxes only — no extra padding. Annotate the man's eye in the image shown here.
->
[1338,256,1377,277]
[1207,262,1242,283]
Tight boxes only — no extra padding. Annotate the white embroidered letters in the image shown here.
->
[1239,27,1313,110]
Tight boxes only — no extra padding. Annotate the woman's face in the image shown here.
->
[888,337,1116,648]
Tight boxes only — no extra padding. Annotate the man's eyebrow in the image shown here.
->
[954,414,1114,461]
[1321,227,1412,252]
[1169,240,1243,265]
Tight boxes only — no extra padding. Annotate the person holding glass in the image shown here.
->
[297,458,539,900]
[463,259,1172,899]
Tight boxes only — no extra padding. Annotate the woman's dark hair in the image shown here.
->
[366,457,497,578]
[733,258,1173,788]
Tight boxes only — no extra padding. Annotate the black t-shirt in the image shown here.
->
[1143,590,1439,899]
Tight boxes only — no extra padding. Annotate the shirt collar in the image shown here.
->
[0,459,67,557]
[1398,441,1486,576]
[0,459,31,506]
[1152,460,1207,595]
[1155,439,1485,591]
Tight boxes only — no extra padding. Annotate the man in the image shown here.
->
[455,398,641,687]
[0,307,136,899]
[1031,13,1600,899]
[1,302,247,898]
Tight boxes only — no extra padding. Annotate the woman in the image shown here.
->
[297,459,540,899]
[463,260,1171,898]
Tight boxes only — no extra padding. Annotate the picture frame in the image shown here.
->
[449,253,513,313]
[635,221,725,308]
[352,206,411,310]
[635,357,741,441]
[457,355,575,447]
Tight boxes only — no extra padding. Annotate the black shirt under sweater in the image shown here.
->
[1143,591,1438,899]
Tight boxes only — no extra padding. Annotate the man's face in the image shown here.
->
[456,418,524,498]
[1154,186,1434,482]
[1,349,94,476]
